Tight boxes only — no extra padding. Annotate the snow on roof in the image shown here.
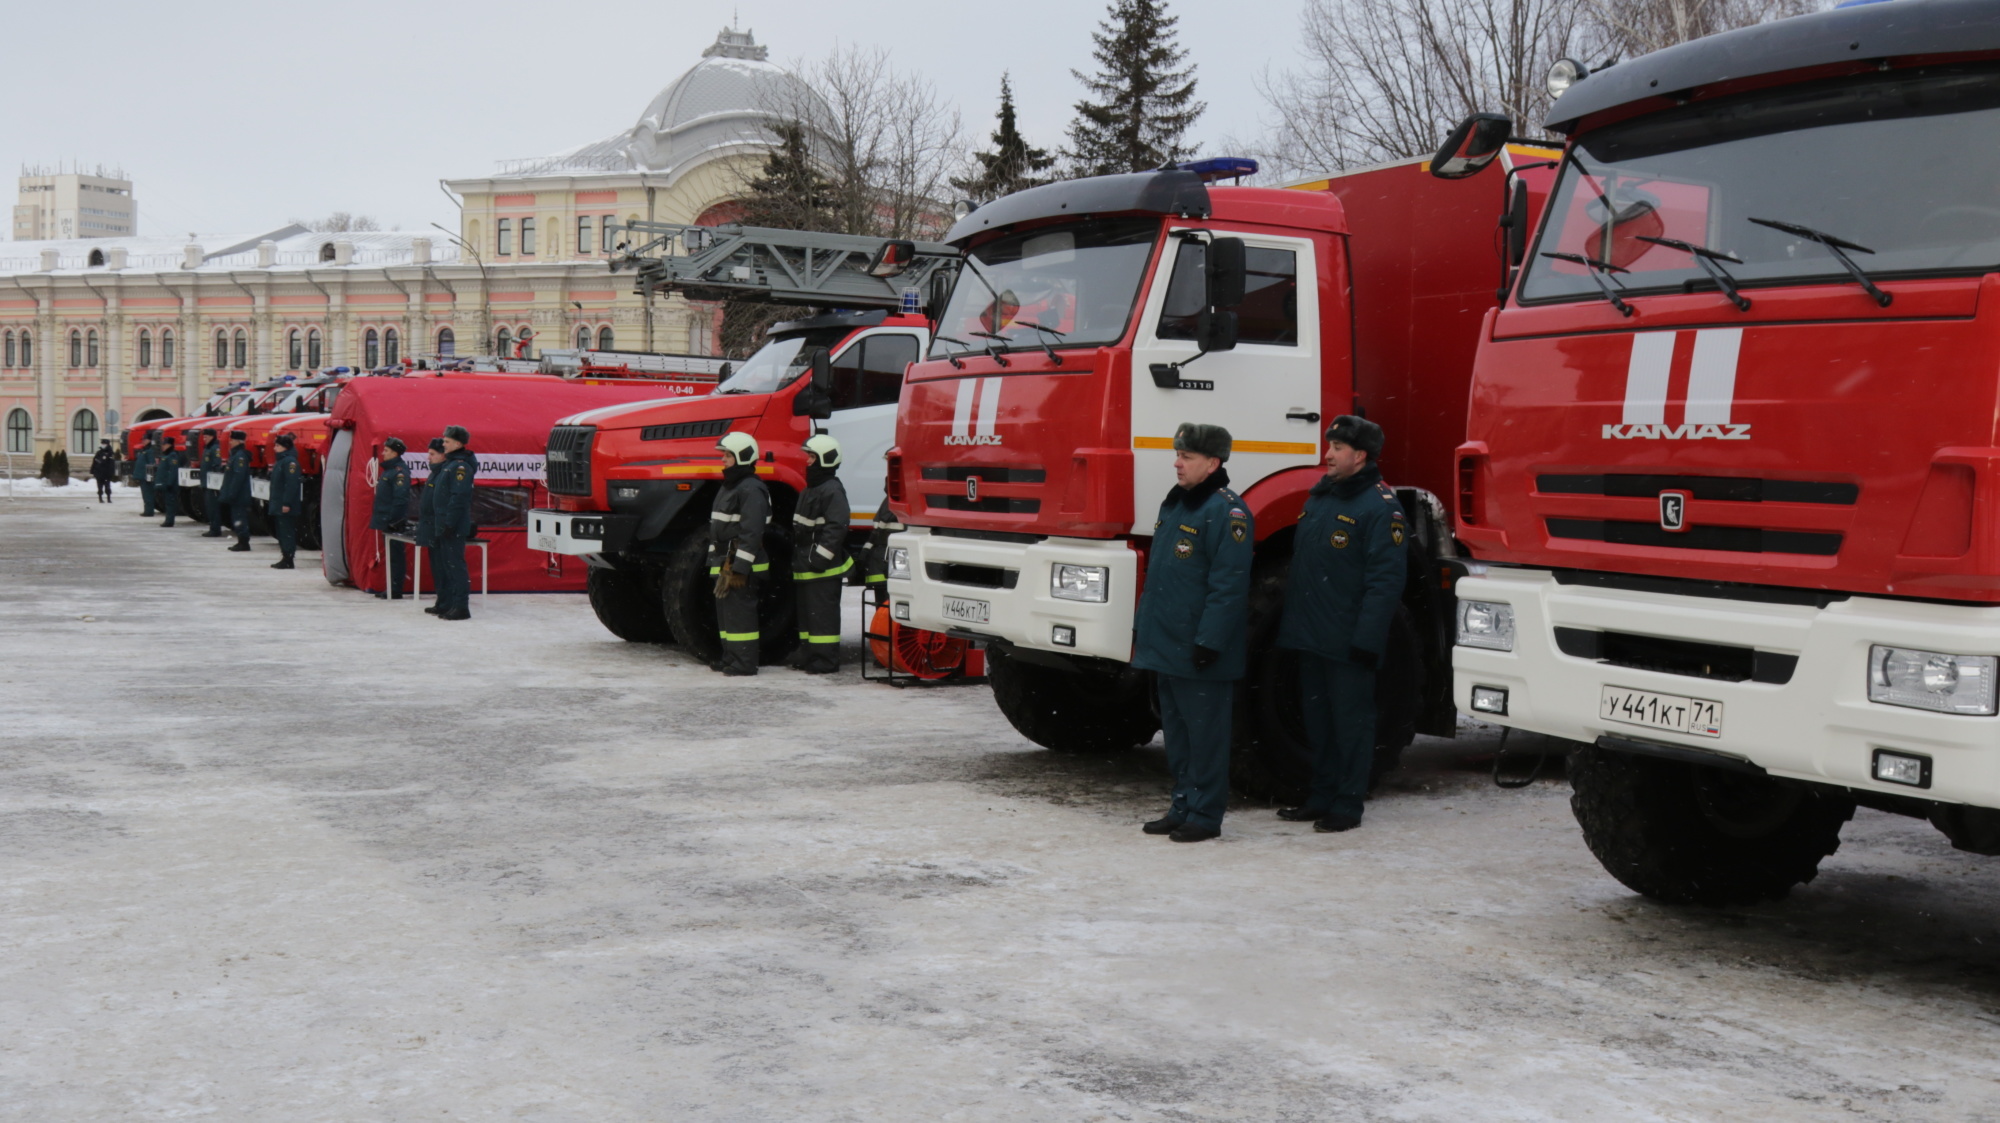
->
[0,226,464,277]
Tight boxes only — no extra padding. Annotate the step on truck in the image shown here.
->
[1447,0,2000,905]
[528,222,956,663]
[883,153,1555,799]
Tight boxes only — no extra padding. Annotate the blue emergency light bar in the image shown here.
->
[1177,157,1259,183]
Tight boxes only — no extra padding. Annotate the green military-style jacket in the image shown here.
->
[1132,468,1254,682]
[1277,464,1408,663]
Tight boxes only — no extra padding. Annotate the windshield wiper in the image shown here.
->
[1637,235,1751,312]
[1013,321,1065,365]
[931,335,971,370]
[967,331,1013,367]
[1748,217,1892,307]
[1541,252,1634,317]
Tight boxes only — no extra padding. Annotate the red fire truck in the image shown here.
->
[1448,0,2000,904]
[883,154,1556,796]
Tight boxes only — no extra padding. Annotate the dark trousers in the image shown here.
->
[1298,652,1377,819]
[385,538,407,597]
[716,574,762,674]
[274,513,297,559]
[1156,674,1233,830]
[206,489,222,532]
[794,576,841,672]
[229,500,250,545]
[435,535,469,614]
[160,488,177,526]
[138,481,155,516]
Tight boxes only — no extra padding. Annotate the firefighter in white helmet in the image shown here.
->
[791,433,851,673]
[709,430,771,675]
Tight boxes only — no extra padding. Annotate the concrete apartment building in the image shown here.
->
[14,166,137,241]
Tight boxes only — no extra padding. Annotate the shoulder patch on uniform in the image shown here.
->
[1391,525,1406,546]
[1230,519,1247,543]
[1228,506,1247,519]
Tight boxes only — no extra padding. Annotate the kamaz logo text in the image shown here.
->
[944,434,1003,446]
[948,376,1004,446]
[1606,328,1750,441]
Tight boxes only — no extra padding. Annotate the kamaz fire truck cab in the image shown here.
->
[1448,0,2000,904]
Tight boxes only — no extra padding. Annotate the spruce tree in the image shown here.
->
[1064,0,1205,177]
[722,122,838,357]
[954,74,1057,203]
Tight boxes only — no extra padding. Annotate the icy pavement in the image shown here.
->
[5,494,2000,1122]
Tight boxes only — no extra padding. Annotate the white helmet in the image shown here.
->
[803,433,842,469]
[718,430,759,467]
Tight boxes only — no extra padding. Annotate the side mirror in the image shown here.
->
[925,268,956,323]
[1430,113,1513,180]
[867,240,917,278]
[1502,178,1530,266]
[1196,308,1238,354]
[792,349,834,418]
[1206,237,1247,308]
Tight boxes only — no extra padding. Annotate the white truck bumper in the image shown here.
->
[887,528,1137,661]
[1454,568,2000,806]
[526,508,608,557]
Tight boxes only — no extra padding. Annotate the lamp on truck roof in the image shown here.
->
[1176,157,1258,184]
[1547,57,1588,98]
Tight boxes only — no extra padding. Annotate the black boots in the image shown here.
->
[270,557,295,569]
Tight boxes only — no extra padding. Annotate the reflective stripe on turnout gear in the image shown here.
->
[711,511,742,522]
[797,632,840,644]
[718,630,761,641]
[709,564,771,574]
[794,513,826,526]
[794,556,854,582]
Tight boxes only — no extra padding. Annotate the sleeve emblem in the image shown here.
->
[1230,520,1247,543]
[1391,525,1405,547]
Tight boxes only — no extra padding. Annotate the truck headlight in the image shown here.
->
[1868,645,1998,715]
[1051,563,1108,603]
[886,547,910,581]
[1456,600,1515,651]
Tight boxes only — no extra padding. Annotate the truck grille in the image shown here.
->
[921,465,1047,483]
[926,495,1042,514]
[641,418,732,442]
[545,425,596,496]
[1546,517,1841,556]
[924,562,1020,589]
[1538,474,1858,505]
[1555,626,1798,684]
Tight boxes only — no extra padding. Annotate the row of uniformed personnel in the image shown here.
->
[129,428,271,559]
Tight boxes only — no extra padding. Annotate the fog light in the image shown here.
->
[1457,600,1516,651]
[1470,685,1509,715]
[886,547,911,581]
[1868,645,1998,715]
[891,601,911,621]
[1051,624,1076,647]
[1872,748,1932,788]
[612,485,640,500]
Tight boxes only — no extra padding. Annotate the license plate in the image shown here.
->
[941,596,990,625]
[250,479,270,501]
[1600,685,1723,738]
[179,469,200,487]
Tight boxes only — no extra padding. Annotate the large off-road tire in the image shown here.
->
[659,533,799,666]
[1568,744,1855,907]
[588,565,671,643]
[986,647,1158,753]
[1234,560,1422,804]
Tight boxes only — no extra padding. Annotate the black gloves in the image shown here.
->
[1349,645,1380,671]
[1192,644,1220,671]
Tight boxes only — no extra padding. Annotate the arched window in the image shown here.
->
[3,331,12,368]
[437,327,455,356]
[69,330,82,368]
[383,328,399,365]
[520,217,537,255]
[232,329,247,369]
[138,329,152,368]
[496,218,512,256]
[364,328,380,368]
[495,327,512,356]
[4,408,30,453]
[307,329,322,369]
[575,325,590,350]
[577,215,592,255]
[214,330,228,369]
[87,248,105,268]
[86,329,99,368]
[319,242,337,263]
[597,326,615,351]
[70,408,98,453]
[159,329,172,368]
[287,330,301,370]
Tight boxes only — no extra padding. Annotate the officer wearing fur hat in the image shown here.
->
[1275,414,1408,833]
[222,431,253,550]
[415,439,446,611]
[134,434,159,517]
[791,433,851,674]
[153,435,187,527]
[1133,422,1254,843]
[709,430,770,675]
[269,432,304,568]
[199,432,226,536]
[431,426,479,620]
[369,437,412,599]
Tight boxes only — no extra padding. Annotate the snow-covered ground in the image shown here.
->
[5,501,2000,1121]
[1,475,102,497]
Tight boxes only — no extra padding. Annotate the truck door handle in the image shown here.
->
[1286,409,1320,423]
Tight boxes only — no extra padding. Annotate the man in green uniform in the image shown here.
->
[431,426,479,620]
[1132,423,1254,843]
[221,431,253,550]
[153,436,186,528]
[791,433,851,674]
[1275,415,1408,833]
[269,432,303,568]
[134,434,159,518]
[416,438,445,613]
[709,430,770,676]
[200,432,226,536]
[369,437,412,599]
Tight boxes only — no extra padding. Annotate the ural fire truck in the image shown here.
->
[527,223,954,665]
[1448,0,2000,905]
[884,155,1555,797]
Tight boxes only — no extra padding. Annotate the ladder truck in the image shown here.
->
[526,221,958,663]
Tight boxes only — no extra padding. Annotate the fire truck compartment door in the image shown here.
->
[322,428,352,585]
[1128,231,1320,533]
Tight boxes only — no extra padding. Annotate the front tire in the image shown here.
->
[658,532,798,666]
[986,647,1158,753]
[1568,744,1854,906]
[588,565,671,643]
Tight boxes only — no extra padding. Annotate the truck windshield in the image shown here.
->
[1521,62,2000,305]
[928,217,1159,361]
[714,328,850,396]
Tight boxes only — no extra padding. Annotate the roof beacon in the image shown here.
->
[1177,157,1258,184]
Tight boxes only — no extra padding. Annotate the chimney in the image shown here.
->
[183,244,204,270]
[411,237,432,265]
[39,248,59,272]
[106,246,128,270]
[332,240,354,266]
[257,240,277,268]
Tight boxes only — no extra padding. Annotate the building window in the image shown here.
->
[138,330,152,368]
[70,330,82,368]
[5,408,29,453]
[597,326,614,351]
[232,329,247,369]
[159,329,171,368]
[574,325,589,350]
[214,330,227,369]
[319,242,337,263]
[70,409,98,453]
[497,218,512,256]
[3,331,12,367]
[437,327,455,356]
[364,328,380,368]
[384,328,399,366]
[287,330,301,370]
[577,215,592,255]
[520,217,536,256]
[86,329,99,368]
[19,331,31,368]
[88,248,105,268]
[601,215,618,251]
[496,327,511,357]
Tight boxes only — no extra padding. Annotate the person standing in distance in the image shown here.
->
[221,431,253,550]
[1132,423,1254,844]
[415,438,445,613]
[431,426,479,620]
[269,432,303,568]
[90,439,117,503]
[369,437,412,599]
[791,433,851,674]
[708,431,770,676]
[199,432,226,536]
[154,436,187,528]
[134,434,159,518]
[1275,415,1409,834]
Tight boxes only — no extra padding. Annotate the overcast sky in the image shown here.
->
[6,0,1294,240]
